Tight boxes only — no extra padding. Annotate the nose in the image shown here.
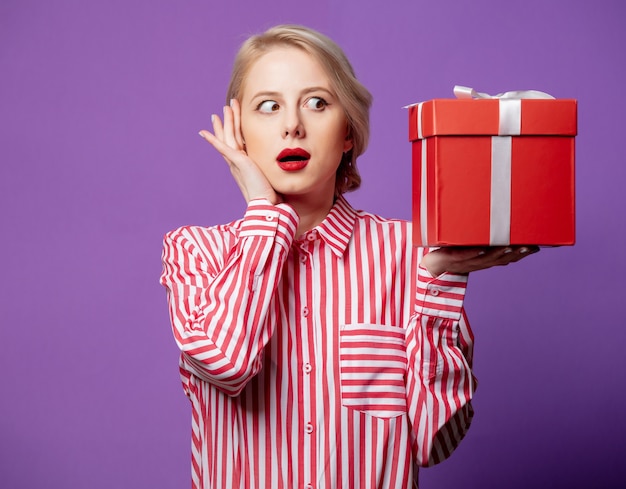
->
[283,107,305,139]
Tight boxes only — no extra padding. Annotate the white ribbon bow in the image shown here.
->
[453,85,555,100]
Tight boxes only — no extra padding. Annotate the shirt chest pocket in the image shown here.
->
[339,324,408,419]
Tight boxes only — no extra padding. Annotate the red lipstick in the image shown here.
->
[276,148,310,171]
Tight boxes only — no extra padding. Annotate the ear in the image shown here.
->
[343,128,353,153]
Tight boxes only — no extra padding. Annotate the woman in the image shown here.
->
[160,24,536,489]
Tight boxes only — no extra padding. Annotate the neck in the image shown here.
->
[284,191,336,237]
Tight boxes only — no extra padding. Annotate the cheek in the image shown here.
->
[240,121,259,150]
[241,117,271,145]
[239,118,250,144]
[240,123,272,165]
[326,116,350,147]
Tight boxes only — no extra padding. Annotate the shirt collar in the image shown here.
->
[309,196,356,257]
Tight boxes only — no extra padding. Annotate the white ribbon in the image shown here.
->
[490,137,512,245]
[416,102,424,140]
[453,85,554,245]
[420,136,428,245]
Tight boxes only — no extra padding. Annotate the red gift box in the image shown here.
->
[408,95,577,246]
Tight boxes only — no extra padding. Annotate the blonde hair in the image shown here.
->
[226,25,373,196]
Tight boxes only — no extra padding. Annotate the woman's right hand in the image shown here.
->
[199,99,280,205]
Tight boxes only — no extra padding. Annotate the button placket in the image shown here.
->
[297,233,316,477]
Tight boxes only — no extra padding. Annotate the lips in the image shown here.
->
[276,148,310,171]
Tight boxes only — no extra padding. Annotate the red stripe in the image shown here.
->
[341,379,405,387]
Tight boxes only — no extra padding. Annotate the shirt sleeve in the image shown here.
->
[405,264,477,467]
[159,199,299,397]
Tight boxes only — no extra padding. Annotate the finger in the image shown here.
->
[485,246,520,261]
[230,99,245,149]
[200,132,250,200]
[432,246,489,261]
[199,129,240,165]
[457,246,523,270]
[456,246,506,263]
[508,246,540,263]
[495,246,540,265]
[222,105,238,149]
[211,114,225,141]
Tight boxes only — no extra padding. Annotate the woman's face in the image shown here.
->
[239,46,352,202]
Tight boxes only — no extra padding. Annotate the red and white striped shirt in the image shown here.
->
[160,196,476,489]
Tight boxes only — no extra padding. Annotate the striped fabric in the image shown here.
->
[160,197,476,489]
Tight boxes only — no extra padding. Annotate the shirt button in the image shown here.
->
[302,307,309,317]
[306,231,317,241]
[305,485,314,489]
[265,214,274,221]
[305,423,314,434]
[303,363,312,374]
[431,287,440,296]
[300,254,307,263]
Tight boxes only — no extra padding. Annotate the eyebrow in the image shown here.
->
[250,86,335,100]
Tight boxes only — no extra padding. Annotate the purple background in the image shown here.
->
[1,0,624,487]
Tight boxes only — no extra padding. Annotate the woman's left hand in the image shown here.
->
[420,246,540,278]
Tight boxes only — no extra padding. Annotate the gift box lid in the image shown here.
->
[408,99,577,141]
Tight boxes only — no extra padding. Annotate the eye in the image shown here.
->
[305,97,328,111]
[257,100,280,113]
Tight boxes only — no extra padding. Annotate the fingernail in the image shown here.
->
[503,248,513,254]
[210,114,215,124]
[229,98,235,107]
[198,130,205,138]
[519,247,529,254]
[477,251,486,256]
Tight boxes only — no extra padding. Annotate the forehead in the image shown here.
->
[242,46,334,98]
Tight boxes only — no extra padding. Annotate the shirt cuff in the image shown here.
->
[239,199,299,248]
[414,265,468,320]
